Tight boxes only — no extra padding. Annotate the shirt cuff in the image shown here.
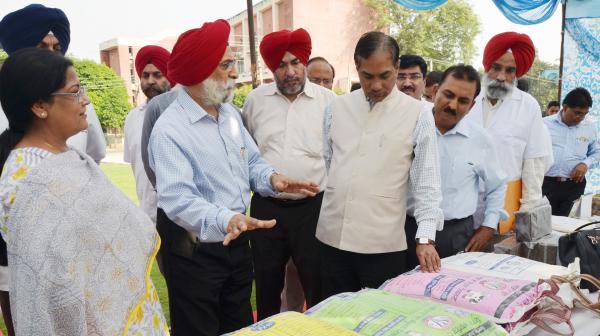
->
[415,220,437,242]
[583,159,594,170]
[215,208,239,237]
[262,169,280,197]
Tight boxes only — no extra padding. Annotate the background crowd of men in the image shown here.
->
[0,3,597,336]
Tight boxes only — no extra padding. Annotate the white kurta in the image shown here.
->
[124,104,157,223]
[465,88,552,225]
[465,88,552,181]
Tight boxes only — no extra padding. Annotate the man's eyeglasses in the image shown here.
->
[309,78,332,85]
[50,87,87,104]
[219,60,238,72]
[397,74,423,81]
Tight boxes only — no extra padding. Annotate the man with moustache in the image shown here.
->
[0,4,106,163]
[124,45,173,223]
[397,54,428,101]
[148,20,319,336]
[307,56,335,90]
[406,64,507,264]
[242,28,336,319]
[397,55,435,120]
[317,31,443,299]
[464,32,553,236]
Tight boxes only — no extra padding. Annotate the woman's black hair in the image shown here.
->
[0,47,73,171]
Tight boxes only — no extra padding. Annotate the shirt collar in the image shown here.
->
[367,86,400,109]
[437,117,471,138]
[264,80,316,99]
[178,88,215,124]
[555,110,582,128]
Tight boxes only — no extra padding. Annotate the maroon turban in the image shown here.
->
[135,45,174,86]
[168,19,230,86]
[483,32,535,78]
[259,28,311,72]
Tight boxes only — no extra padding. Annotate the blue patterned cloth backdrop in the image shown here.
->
[492,0,560,25]
[393,0,560,24]
[392,0,448,10]
[561,18,600,192]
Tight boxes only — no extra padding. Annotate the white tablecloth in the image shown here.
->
[529,302,600,335]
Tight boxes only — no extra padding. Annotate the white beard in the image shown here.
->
[201,78,235,105]
[483,74,515,100]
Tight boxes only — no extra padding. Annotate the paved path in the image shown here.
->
[102,150,127,164]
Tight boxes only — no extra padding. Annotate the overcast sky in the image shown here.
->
[0,0,562,66]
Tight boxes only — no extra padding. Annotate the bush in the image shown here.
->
[72,59,132,130]
[233,84,253,108]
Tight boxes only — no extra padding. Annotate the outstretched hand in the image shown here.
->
[271,173,320,196]
[223,214,276,246]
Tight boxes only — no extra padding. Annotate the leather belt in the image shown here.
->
[545,176,572,182]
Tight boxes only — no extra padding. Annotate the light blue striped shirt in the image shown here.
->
[544,112,600,178]
[148,89,277,242]
[407,118,508,230]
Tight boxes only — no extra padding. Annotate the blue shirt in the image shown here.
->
[544,112,600,178]
[148,89,277,242]
[408,118,508,230]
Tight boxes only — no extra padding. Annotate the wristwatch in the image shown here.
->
[417,237,435,245]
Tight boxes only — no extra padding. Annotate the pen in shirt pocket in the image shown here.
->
[240,146,246,160]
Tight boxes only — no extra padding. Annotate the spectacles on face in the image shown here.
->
[50,87,87,104]
[397,74,423,81]
[309,78,332,86]
[219,60,238,72]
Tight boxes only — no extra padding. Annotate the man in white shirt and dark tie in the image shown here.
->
[242,28,336,320]
[406,64,507,265]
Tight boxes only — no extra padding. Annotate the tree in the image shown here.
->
[72,59,132,130]
[364,0,481,66]
[524,56,559,112]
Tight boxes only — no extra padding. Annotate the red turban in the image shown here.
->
[168,19,230,86]
[135,45,174,86]
[259,28,311,72]
[483,32,535,78]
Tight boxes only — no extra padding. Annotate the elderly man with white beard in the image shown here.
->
[148,20,320,336]
[464,32,553,242]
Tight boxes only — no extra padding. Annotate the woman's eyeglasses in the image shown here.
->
[50,87,87,104]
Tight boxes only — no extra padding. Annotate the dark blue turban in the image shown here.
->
[0,4,70,55]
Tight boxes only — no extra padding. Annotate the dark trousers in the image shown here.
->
[542,177,587,216]
[318,241,407,302]
[249,192,323,321]
[405,215,474,269]
[157,208,253,336]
